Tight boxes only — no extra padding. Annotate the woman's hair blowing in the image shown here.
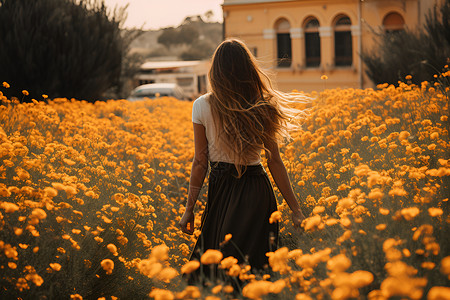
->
[208,39,308,176]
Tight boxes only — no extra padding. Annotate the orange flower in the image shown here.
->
[428,207,443,217]
[157,267,178,283]
[181,260,200,274]
[327,254,351,273]
[440,256,450,277]
[269,211,282,223]
[50,263,62,271]
[220,256,238,269]
[107,244,118,256]
[428,287,450,300]
[100,259,114,275]
[400,207,420,221]
[149,289,174,300]
[200,249,223,265]
[376,224,387,231]
[1,202,19,213]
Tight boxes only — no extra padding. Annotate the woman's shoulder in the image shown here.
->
[194,93,211,104]
[192,93,212,124]
[193,93,212,110]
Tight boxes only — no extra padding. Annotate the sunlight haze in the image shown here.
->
[103,0,224,30]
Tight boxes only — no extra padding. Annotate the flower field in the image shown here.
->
[0,74,449,299]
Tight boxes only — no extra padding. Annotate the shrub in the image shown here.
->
[361,0,450,85]
[0,0,125,101]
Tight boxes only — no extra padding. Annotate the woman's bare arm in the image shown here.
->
[265,139,306,228]
[179,122,209,234]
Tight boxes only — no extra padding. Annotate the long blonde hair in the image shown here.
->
[208,39,308,176]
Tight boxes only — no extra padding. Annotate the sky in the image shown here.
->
[103,0,224,30]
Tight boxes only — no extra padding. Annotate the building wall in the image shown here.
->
[222,0,437,92]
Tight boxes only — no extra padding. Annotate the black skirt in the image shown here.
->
[188,161,279,283]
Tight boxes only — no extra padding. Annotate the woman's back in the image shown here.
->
[192,94,261,165]
[179,39,307,287]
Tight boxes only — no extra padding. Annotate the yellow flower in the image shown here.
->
[321,75,328,80]
[296,293,313,300]
[8,262,17,269]
[242,280,273,299]
[400,207,420,221]
[269,211,282,223]
[2,81,10,88]
[312,206,325,214]
[176,286,201,299]
[42,94,48,99]
[428,207,443,217]
[49,263,62,271]
[149,289,174,300]
[181,260,200,274]
[440,256,450,276]
[368,188,384,200]
[376,224,386,231]
[22,90,29,96]
[156,267,178,283]
[427,287,450,300]
[220,256,238,269]
[327,254,351,272]
[430,132,439,139]
[303,215,322,231]
[421,262,435,270]
[150,244,169,261]
[200,249,223,264]
[31,208,47,220]
[100,259,114,275]
[379,208,390,215]
[211,285,222,294]
[1,202,20,213]
[266,247,290,273]
[107,244,118,255]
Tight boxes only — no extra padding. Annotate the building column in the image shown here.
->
[290,27,304,71]
[319,26,333,71]
[351,24,362,87]
[263,28,276,67]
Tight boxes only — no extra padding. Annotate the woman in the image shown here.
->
[179,39,307,281]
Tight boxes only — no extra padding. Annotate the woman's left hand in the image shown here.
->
[179,210,195,235]
[291,210,305,231]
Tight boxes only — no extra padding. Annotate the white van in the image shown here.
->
[134,60,210,100]
[127,83,186,101]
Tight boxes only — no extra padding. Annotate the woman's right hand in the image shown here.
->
[291,209,306,230]
[179,209,195,235]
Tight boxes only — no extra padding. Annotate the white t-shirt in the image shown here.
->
[192,94,261,165]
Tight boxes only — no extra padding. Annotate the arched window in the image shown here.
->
[304,18,320,67]
[275,18,292,67]
[383,12,405,33]
[334,16,352,67]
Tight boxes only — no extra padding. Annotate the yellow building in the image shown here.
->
[222,0,439,92]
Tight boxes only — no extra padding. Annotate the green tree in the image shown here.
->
[361,0,450,86]
[157,27,180,49]
[0,0,126,101]
[178,25,200,44]
[180,39,216,61]
[104,28,146,100]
